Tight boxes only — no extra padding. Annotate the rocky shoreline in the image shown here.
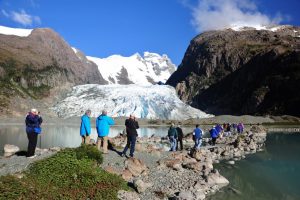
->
[1,125,267,200]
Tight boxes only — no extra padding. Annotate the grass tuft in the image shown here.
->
[0,145,129,200]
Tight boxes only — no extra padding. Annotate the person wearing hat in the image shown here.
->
[25,108,43,158]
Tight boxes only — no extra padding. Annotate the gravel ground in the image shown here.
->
[0,149,57,177]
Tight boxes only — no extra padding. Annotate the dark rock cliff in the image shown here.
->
[167,25,300,116]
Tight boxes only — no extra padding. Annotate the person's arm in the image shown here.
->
[134,121,139,129]
[108,117,115,125]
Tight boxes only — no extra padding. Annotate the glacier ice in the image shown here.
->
[52,84,213,120]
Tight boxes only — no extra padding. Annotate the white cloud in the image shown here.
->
[189,0,283,32]
[1,9,9,17]
[1,9,41,26]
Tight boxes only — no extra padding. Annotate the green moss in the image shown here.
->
[0,145,130,200]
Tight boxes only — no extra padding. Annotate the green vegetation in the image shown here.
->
[0,145,130,200]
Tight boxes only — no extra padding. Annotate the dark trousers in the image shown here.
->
[176,139,183,151]
[211,137,217,146]
[27,131,38,157]
[122,135,137,157]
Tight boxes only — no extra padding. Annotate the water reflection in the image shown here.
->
[0,125,210,151]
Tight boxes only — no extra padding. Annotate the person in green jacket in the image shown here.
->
[168,123,178,151]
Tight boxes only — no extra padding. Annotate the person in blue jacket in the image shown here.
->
[96,110,115,154]
[80,109,91,144]
[210,126,219,146]
[25,108,42,158]
[193,124,203,149]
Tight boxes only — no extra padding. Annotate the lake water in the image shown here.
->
[0,124,208,151]
[207,132,300,200]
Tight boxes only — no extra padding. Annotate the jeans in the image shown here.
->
[194,138,202,149]
[27,131,38,157]
[97,136,108,153]
[122,135,137,157]
[169,136,177,151]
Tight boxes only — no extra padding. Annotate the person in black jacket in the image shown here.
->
[121,114,139,157]
[176,125,184,151]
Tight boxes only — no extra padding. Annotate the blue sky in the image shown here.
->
[0,0,299,65]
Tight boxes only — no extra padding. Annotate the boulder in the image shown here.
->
[178,191,194,200]
[117,190,140,200]
[104,166,119,175]
[206,173,229,188]
[121,169,133,181]
[4,144,20,157]
[125,157,147,177]
[133,179,153,193]
[227,160,235,165]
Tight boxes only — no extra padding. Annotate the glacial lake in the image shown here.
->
[0,124,212,151]
[208,132,300,200]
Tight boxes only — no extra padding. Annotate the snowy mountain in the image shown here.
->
[86,52,176,85]
[52,84,212,120]
[0,25,32,37]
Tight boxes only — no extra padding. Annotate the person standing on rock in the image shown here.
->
[176,125,184,151]
[210,126,219,146]
[168,123,178,151]
[25,108,42,158]
[96,110,115,154]
[121,114,139,157]
[237,122,245,134]
[193,124,203,149]
[80,109,92,144]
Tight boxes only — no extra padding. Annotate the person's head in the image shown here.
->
[129,114,135,119]
[102,110,107,115]
[177,124,181,128]
[171,123,175,127]
[85,109,91,116]
[196,124,199,128]
[31,108,38,115]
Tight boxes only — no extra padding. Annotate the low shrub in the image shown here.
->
[0,145,129,200]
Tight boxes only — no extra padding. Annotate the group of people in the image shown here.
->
[167,122,245,150]
[80,110,139,157]
[24,107,245,158]
[168,124,203,151]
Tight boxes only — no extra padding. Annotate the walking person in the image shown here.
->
[168,123,178,151]
[25,108,42,158]
[80,110,92,144]
[210,126,219,146]
[193,124,203,149]
[176,125,184,151]
[121,114,139,157]
[96,110,115,154]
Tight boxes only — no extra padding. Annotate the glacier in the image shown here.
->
[52,84,213,120]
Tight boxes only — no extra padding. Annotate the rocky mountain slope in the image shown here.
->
[52,84,212,120]
[167,25,300,116]
[86,52,176,85]
[0,26,106,115]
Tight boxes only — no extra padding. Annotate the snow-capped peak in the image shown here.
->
[0,25,32,37]
[228,24,291,32]
[87,52,176,86]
